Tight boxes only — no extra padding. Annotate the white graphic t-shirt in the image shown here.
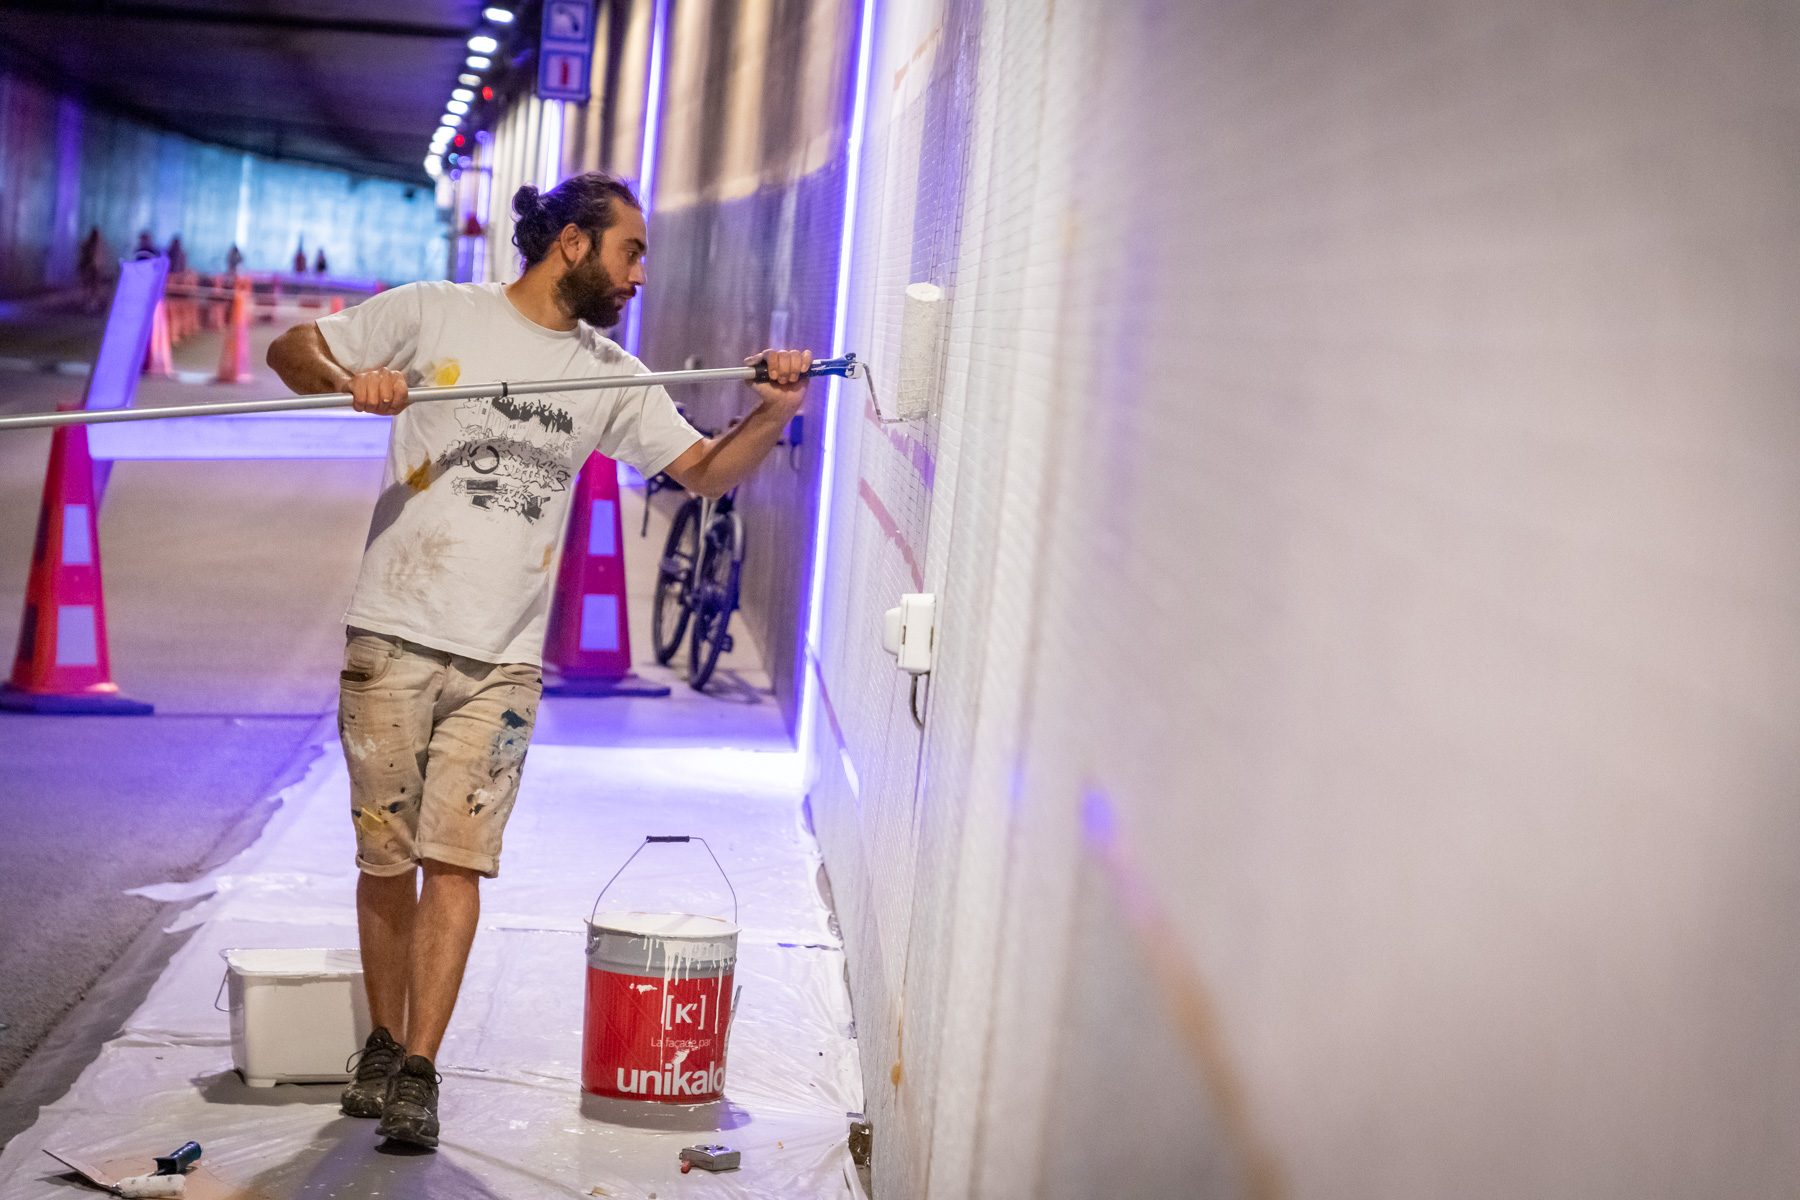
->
[317,281,701,665]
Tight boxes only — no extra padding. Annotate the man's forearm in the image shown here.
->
[267,323,353,395]
[677,403,791,498]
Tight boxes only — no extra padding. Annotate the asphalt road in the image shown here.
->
[0,304,368,1144]
[0,714,323,1088]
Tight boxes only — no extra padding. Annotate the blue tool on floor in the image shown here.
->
[152,1142,201,1175]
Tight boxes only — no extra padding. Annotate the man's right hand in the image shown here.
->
[350,368,410,416]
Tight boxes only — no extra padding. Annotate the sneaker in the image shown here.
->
[377,1055,441,1148]
[340,1027,406,1118]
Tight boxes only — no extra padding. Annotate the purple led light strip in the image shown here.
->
[798,0,879,770]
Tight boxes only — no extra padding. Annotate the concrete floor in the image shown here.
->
[0,739,857,1199]
[0,303,790,1150]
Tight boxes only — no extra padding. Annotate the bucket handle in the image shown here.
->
[213,949,233,1013]
[590,835,738,925]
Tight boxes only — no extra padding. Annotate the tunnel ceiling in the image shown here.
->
[0,0,499,183]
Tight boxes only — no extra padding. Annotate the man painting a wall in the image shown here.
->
[267,171,812,1149]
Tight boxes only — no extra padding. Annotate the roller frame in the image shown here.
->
[0,353,861,433]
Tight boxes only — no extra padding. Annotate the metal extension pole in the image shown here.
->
[0,353,862,434]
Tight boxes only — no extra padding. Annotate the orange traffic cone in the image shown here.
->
[142,299,174,377]
[543,453,669,697]
[1,423,151,714]
[215,275,253,383]
[328,295,345,314]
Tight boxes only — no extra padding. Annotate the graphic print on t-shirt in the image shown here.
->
[439,395,576,523]
[318,281,703,664]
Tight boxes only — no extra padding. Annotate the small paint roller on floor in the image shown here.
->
[41,1145,203,1198]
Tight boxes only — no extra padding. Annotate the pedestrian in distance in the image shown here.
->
[77,227,104,312]
[265,170,812,1150]
[293,241,307,275]
[225,243,243,278]
[314,247,329,275]
[167,235,187,274]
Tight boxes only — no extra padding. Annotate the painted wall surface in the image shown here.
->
[0,71,447,296]
[805,1,1800,1198]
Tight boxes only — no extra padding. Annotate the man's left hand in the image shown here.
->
[747,349,812,417]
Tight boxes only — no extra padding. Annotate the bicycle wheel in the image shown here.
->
[652,497,701,665]
[688,510,744,691]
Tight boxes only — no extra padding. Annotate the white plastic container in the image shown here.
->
[221,948,371,1087]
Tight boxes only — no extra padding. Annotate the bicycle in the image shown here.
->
[650,481,744,692]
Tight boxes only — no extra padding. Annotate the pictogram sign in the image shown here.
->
[538,0,593,102]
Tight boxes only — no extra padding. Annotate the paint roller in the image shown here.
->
[865,282,945,423]
[0,354,868,433]
[895,282,946,421]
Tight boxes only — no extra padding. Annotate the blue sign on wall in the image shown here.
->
[538,0,594,103]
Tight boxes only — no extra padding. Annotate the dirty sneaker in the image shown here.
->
[340,1027,406,1118]
[377,1055,441,1148]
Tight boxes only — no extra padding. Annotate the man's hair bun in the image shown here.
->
[511,185,553,263]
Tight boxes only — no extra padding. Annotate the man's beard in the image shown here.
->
[555,248,629,328]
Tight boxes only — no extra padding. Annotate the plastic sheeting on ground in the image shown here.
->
[0,740,866,1199]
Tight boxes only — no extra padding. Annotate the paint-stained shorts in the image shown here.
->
[337,629,542,879]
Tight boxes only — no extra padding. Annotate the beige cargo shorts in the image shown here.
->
[337,629,542,878]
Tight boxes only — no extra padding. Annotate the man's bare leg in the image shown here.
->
[357,868,418,1037]
[372,860,478,1146]
[342,868,418,1118]
[402,858,482,1062]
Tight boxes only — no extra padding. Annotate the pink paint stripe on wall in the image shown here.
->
[857,477,924,590]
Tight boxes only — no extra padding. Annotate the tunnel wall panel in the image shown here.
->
[637,0,862,732]
[476,0,860,730]
[0,70,446,295]
[471,0,858,731]
[806,0,1800,1197]
[0,73,62,296]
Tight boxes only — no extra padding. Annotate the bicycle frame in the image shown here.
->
[649,480,746,688]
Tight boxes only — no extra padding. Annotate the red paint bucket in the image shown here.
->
[581,837,739,1105]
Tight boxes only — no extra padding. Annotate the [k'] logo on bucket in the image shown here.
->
[582,911,738,1103]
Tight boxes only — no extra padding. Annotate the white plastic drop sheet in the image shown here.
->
[0,743,863,1198]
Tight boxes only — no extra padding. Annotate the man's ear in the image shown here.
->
[558,224,590,265]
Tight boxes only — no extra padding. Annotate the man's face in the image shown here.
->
[554,205,647,329]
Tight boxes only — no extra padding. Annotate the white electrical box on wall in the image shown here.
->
[882,593,936,675]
